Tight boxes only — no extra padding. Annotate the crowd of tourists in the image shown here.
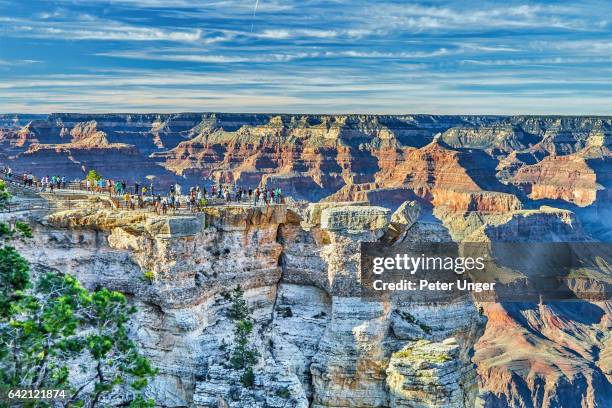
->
[1,166,285,213]
[120,183,285,214]
[2,167,69,192]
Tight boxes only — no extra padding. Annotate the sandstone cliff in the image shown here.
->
[1,114,610,210]
[3,196,489,408]
[1,112,611,408]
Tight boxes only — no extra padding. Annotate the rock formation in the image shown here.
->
[1,112,610,408]
[2,195,488,408]
[1,114,609,209]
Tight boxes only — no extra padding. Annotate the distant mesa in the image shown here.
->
[0,113,609,214]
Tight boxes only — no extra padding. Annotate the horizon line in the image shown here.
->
[1,111,612,118]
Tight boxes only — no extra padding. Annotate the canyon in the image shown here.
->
[0,113,610,407]
[1,114,610,210]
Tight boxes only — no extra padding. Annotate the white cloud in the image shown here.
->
[0,59,41,66]
[1,13,203,43]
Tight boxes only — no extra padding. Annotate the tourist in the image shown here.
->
[190,192,196,212]
[161,198,168,215]
[155,194,161,214]
[276,187,282,204]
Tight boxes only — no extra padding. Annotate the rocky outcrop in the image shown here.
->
[387,338,471,408]
[4,197,487,408]
[474,302,611,408]
[279,202,485,408]
[381,200,420,244]
[509,155,600,206]
[320,205,390,235]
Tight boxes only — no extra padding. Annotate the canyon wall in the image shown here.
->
[3,198,488,408]
[1,114,610,211]
[1,112,610,407]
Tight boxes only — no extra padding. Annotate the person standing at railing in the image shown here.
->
[189,190,196,212]
[275,187,282,204]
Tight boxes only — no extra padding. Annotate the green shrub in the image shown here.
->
[86,169,102,182]
[240,367,254,388]
[142,270,155,283]
[14,222,32,238]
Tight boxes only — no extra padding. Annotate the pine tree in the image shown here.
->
[0,184,157,407]
[227,286,259,387]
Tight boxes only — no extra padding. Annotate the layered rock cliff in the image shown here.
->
[1,114,610,210]
[1,112,610,408]
[2,194,489,408]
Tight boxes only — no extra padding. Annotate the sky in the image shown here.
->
[0,0,610,114]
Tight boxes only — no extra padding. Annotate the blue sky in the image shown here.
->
[0,0,610,114]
